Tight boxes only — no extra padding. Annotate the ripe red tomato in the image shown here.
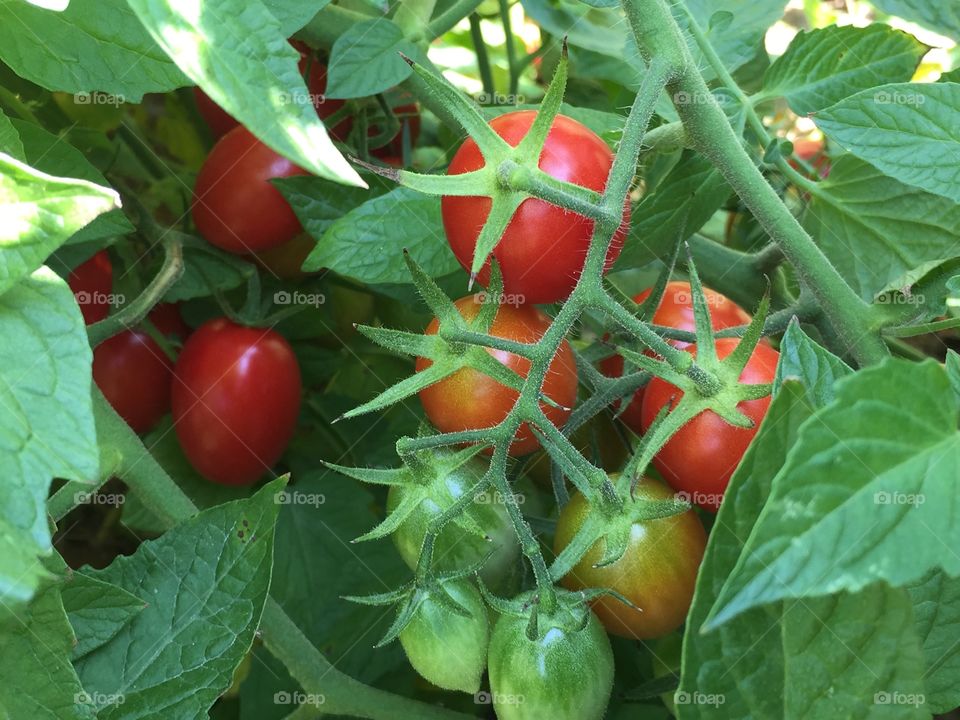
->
[554,476,706,639]
[95,330,171,434]
[192,126,308,254]
[789,137,830,178]
[600,281,751,433]
[640,337,779,511]
[369,102,420,159]
[441,111,629,304]
[93,304,188,434]
[68,250,113,325]
[171,318,302,485]
[415,295,577,456]
[193,42,349,140]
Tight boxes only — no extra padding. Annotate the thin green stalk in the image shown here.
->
[469,14,495,98]
[499,0,520,96]
[427,0,483,39]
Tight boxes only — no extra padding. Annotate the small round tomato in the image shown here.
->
[641,337,779,511]
[789,137,830,178]
[253,233,318,281]
[388,455,520,585]
[601,281,752,433]
[192,126,308,254]
[415,295,577,456]
[68,250,113,325]
[488,591,614,720]
[93,304,188,434]
[554,477,706,639]
[441,111,629,304]
[171,318,301,485]
[369,102,420,159]
[399,578,489,693]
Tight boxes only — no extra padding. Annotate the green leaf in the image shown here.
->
[683,382,928,719]
[520,0,628,59]
[326,20,426,99]
[0,561,97,720]
[12,120,133,243]
[275,174,386,249]
[761,25,927,114]
[306,187,460,282]
[125,0,363,186]
[0,108,24,159]
[162,234,254,303]
[803,155,960,299]
[815,83,960,205]
[905,569,960,713]
[0,269,98,607]
[774,320,852,406]
[870,0,960,43]
[0,152,119,295]
[0,0,187,101]
[60,571,146,659]
[240,472,409,704]
[616,151,730,268]
[706,359,960,629]
[74,479,283,718]
[674,0,787,77]
[265,0,330,35]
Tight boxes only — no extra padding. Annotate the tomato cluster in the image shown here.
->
[69,252,301,486]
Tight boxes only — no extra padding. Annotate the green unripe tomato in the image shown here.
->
[487,594,614,720]
[388,459,520,584]
[399,579,489,693]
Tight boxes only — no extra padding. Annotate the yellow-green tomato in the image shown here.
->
[399,579,489,693]
[554,477,706,639]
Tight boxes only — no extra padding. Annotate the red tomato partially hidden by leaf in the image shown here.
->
[94,331,173,434]
[600,281,751,433]
[442,111,629,304]
[68,250,113,325]
[415,296,577,456]
[640,337,779,511]
[193,87,239,139]
[192,127,308,254]
[171,318,302,485]
[148,302,191,340]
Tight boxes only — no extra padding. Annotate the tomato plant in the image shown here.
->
[442,111,629,304]
[416,295,577,456]
[8,2,958,720]
[171,318,301,485]
[554,476,706,638]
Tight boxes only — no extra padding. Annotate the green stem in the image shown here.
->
[0,85,39,124]
[87,232,184,348]
[499,0,520,96]
[624,0,888,367]
[883,316,960,338]
[426,0,483,39]
[469,14,495,97]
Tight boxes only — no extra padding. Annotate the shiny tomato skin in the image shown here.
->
[640,337,779,511]
[192,126,308,254]
[94,331,173,434]
[171,318,302,485]
[554,477,706,639]
[415,295,577,456]
[441,111,629,304]
[600,281,751,433]
[68,250,113,325]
